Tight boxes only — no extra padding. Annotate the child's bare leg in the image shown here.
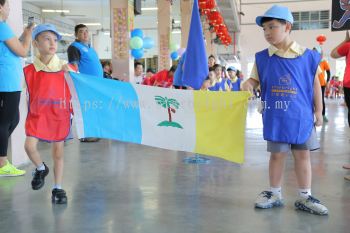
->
[293,149,328,215]
[269,152,287,187]
[292,149,311,189]
[52,141,64,186]
[254,152,286,209]
[25,136,49,190]
[24,136,41,166]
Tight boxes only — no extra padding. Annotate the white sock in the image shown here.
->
[298,188,311,199]
[270,187,282,199]
[53,184,62,190]
[36,163,45,171]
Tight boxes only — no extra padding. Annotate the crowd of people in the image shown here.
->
[100,54,244,93]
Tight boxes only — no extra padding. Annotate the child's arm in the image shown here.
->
[241,78,260,95]
[241,62,260,95]
[313,73,323,126]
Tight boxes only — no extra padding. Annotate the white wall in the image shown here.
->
[93,32,112,59]
[239,0,343,78]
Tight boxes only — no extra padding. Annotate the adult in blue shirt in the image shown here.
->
[0,0,33,176]
[67,24,102,142]
[67,24,103,77]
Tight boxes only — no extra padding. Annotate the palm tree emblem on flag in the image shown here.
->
[155,96,183,129]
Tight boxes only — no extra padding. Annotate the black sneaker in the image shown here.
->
[31,163,49,190]
[80,137,100,142]
[52,188,68,204]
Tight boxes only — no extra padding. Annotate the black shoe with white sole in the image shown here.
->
[52,188,68,204]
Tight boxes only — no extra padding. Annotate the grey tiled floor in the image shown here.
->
[1,99,349,233]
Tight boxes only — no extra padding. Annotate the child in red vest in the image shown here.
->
[24,24,74,204]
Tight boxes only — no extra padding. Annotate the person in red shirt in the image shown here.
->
[331,30,350,181]
[142,68,156,85]
[329,76,342,98]
[151,65,177,88]
[331,31,350,126]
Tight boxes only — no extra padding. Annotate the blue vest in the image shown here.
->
[71,41,103,77]
[228,78,241,91]
[256,49,320,144]
[209,78,226,91]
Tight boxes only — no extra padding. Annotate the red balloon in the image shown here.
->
[199,1,207,10]
[216,24,227,35]
[316,34,326,45]
[199,0,215,10]
[215,15,223,25]
[208,11,220,22]
[200,9,210,15]
[206,0,216,9]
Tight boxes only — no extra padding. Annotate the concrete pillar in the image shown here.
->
[180,0,191,48]
[7,0,28,166]
[157,0,171,70]
[204,21,216,57]
[110,0,134,81]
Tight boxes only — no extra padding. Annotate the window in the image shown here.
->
[292,10,329,30]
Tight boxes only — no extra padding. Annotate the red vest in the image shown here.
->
[24,64,72,141]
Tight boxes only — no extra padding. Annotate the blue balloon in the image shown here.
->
[143,37,154,49]
[131,28,143,38]
[131,49,144,59]
[170,51,179,60]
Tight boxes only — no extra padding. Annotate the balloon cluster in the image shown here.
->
[130,28,155,59]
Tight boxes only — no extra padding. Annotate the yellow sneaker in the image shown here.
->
[0,160,26,177]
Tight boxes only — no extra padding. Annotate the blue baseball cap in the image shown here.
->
[32,24,62,40]
[256,5,293,27]
[227,66,237,72]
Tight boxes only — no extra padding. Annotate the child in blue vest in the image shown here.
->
[242,5,328,215]
[24,24,74,204]
[209,64,230,91]
[226,66,241,91]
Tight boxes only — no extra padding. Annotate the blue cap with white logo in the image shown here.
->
[227,66,237,72]
[256,5,293,27]
[32,24,62,40]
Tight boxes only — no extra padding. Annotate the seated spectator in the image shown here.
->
[101,60,113,79]
[152,65,177,88]
[133,62,144,84]
[209,64,230,91]
[329,76,342,98]
[201,77,211,91]
[146,68,156,77]
[226,66,241,91]
[142,68,156,85]
[208,54,216,68]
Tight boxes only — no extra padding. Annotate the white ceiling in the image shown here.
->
[22,0,238,32]
[23,0,239,60]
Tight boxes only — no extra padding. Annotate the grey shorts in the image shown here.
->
[267,127,319,153]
